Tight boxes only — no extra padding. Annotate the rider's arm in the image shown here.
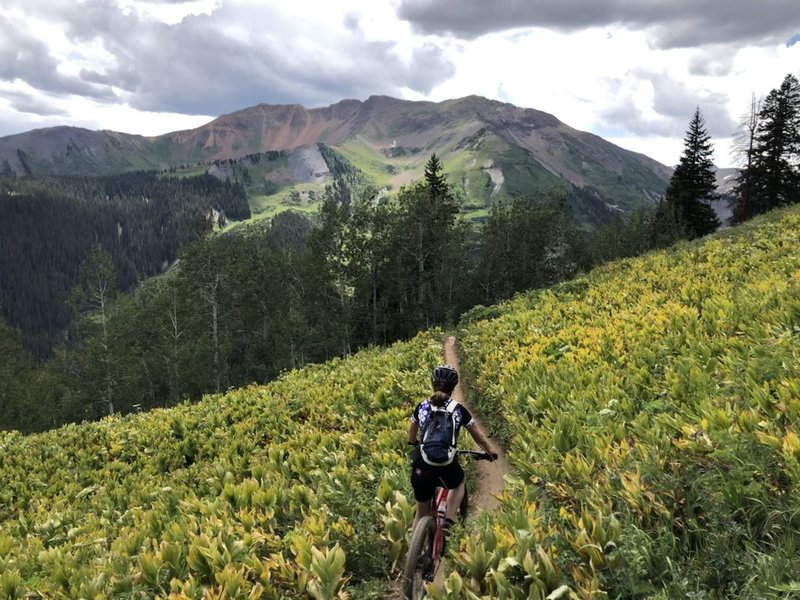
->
[467,422,494,456]
[407,419,420,445]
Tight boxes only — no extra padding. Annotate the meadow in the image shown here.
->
[450,206,800,598]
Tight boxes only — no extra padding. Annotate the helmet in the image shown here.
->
[432,364,458,388]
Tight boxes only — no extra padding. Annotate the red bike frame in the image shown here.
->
[402,449,496,599]
[429,486,449,571]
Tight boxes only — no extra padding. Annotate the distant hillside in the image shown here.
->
[0,96,672,225]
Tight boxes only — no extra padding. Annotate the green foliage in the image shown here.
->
[455,205,800,597]
[0,322,37,431]
[318,143,377,207]
[473,194,583,305]
[0,172,249,358]
[0,331,444,597]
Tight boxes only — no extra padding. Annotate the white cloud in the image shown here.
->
[0,0,797,168]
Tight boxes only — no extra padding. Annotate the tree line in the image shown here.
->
[0,155,677,433]
[654,73,800,241]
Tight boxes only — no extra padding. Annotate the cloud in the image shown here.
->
[396,0,800,48]
[3,91,69,116]
[599,70,737,140]
[0,13,117,101]
[788,33,800,48]
[0,0,454,117]
[687,46,736,77]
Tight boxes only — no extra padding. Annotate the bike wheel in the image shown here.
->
[402,515,435,600]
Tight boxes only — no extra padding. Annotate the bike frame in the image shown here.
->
[402,449,496,599]
[429,485,449,572]
[426,450,493,573]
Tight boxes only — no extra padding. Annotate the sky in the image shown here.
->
[1,0,799,168]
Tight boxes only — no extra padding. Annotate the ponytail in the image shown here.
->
[430,391,450,408]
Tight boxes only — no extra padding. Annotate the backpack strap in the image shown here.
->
[444,399,458,446]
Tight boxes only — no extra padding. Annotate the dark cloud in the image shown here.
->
[396,0,800,48]
[1,0,454,117]
[600,70,737,140]
[4,91,69,116]
[687,49,735,77]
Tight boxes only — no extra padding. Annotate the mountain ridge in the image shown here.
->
[0,95,672,219]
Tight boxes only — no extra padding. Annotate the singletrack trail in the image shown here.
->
[444,335,511,512]
[388,336,512,599]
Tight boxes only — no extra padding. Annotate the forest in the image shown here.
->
[1,72,798,434]
[0,171,249,357]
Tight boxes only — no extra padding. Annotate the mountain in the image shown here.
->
[0,96,671,224]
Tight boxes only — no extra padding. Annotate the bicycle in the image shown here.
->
[401,449,497,600]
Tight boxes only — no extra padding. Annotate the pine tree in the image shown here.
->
[732,74,800,222]
[423,153,448,200]
[661,107,720,239]
[391,154,464,332]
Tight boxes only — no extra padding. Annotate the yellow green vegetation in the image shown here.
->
[5,203,800,598]
[0,334,444,598]
[449,206,800,598]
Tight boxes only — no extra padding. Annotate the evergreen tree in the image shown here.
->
[0,320,35,431]
[308,195,353,356]
[660,108,720,239]
[475,193,580,304]
[424,153,448,200]
[732,74,800,222]
[391,154,465,332]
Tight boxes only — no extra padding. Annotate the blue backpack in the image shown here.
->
[421,399,458,466]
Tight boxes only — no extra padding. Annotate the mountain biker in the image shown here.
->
[407,364,495,534]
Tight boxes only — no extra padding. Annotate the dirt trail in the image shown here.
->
[444,336,511,512]
[388,337,512,598]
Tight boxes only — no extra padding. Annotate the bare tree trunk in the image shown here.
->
[167,292,182,403]
[199,273,221,394]
[732,92,763,168]
[212,287,220,393]
[99,283,114,416]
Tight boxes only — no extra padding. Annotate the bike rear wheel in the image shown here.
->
[402,515,435,600]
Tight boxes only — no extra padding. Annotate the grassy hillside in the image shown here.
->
[0,333,443,598]
[453,206,800,598]
[3,204,799,597]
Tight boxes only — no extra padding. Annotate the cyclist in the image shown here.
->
[407,364,495,534]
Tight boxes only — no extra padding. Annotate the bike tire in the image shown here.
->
[459,485,469,524]
[402,515,435,600]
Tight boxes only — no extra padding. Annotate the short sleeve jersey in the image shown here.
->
[411,399,474,446]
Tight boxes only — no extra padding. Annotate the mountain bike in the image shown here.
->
[402,449,497,600]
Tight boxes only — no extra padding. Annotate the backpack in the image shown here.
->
[420,399,458,466]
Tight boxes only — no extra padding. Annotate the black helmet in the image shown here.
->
[432,364,458,388]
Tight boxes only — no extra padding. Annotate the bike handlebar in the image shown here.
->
[457,449,498,461]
